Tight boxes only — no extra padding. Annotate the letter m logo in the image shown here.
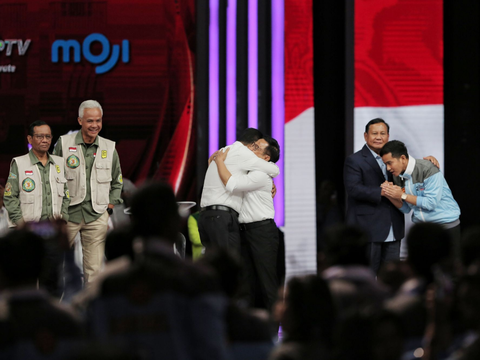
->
[51,39,81,63]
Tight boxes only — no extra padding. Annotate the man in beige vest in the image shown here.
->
[53,100,123,285]
[4,120,70,226]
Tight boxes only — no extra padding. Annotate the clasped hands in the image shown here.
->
[381,181,404,200]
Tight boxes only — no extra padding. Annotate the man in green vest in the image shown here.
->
[4,120,70,226]
[53,100,123,285]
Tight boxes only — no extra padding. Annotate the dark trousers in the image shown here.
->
[367,240,401,274]
[198,209,241,254]
[240,219,279,311]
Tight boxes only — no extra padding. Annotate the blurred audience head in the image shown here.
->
[460,226,480,271]
[198,247,242,298]
[276,275,336,344]
[323,224,369,268]
[129,181,180,244]
[407,222,451,283]
[0,229,45,289]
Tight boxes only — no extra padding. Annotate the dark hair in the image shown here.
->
[460,226,480,268]
[365,118,390,134]
[28,121,50,137]
[284,275,336,344]
[0,229,45,288]
[323,224,369,267]
[379,140,409,159]
[130,181,180,243]
[262,135,280,163]
[198,247,242,298]
[407,222,451,282]
[239,128,263,145]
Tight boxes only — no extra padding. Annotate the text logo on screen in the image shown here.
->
[51,33,130,74]
[0,39,31,56]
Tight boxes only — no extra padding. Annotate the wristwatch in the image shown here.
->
[107,208,113,215]
[401,193,407,200]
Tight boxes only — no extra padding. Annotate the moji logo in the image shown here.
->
[51,33,129,74]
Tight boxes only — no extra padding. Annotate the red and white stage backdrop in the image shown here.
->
[354,0,444,242]
[355,0,444,167]
[284,0,316,278]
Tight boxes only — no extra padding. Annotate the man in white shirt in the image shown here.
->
[214,135,280,311]
[198,129,279,255]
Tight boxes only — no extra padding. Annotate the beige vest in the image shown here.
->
[9,153,67,224]
[60,134,115,214]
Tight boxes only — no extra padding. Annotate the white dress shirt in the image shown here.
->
[226,170,274,224]
[200,141,279,213]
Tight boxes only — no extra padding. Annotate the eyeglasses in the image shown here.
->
[250,142,260,151]
[33,134,53,140]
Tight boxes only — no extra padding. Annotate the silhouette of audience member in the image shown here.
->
[385,222,453,355]
[333,310,404,360]
[198,248,273,344]
[450,272,480,360]
[0,229,83,356]
[87,181,228,360]
[270,275,336,360]
[320,224,388,314]
[459,226,480,275]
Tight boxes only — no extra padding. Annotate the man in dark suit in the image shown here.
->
[344,118,439,274]
[344,118,404,274]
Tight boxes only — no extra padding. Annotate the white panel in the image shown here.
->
[283,107,317,280]
[354,105,444,169]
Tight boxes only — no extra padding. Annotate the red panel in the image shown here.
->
[284,0,314,123]
[355,0,443,108]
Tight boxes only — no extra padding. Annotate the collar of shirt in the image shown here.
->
[28,150,55,166]
[75,130,99,146]
[366,145,387,179]
[400,156,415,181]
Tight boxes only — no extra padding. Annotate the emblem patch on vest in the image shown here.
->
[25,170,33,176]
[4,182,12,196]
[101,150,107,159]
[67,155,80,169]
[118,174,123,184]
[69,147,77,152]
[8,172,17,179]
[22,178,35,192]
[55,165,61,173]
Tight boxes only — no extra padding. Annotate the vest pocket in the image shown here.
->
[19,194,35,221]
[56,177,67,196]
[65,170,78,198]
[95,162,111,205]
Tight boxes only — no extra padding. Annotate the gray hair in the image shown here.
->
[78,100,103,118]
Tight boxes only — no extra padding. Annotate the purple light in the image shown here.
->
[248,0,258,129]
[272,0,284,226]
[227,0,237,145]
[209,0,220,154]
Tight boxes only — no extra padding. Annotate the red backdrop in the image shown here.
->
[0,0,196,200]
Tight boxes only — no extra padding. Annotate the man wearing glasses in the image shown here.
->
[4,120,70,225]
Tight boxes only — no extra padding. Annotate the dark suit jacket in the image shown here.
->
[344,145,404,243]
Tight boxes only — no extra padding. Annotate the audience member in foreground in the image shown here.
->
[86,181,228,360]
